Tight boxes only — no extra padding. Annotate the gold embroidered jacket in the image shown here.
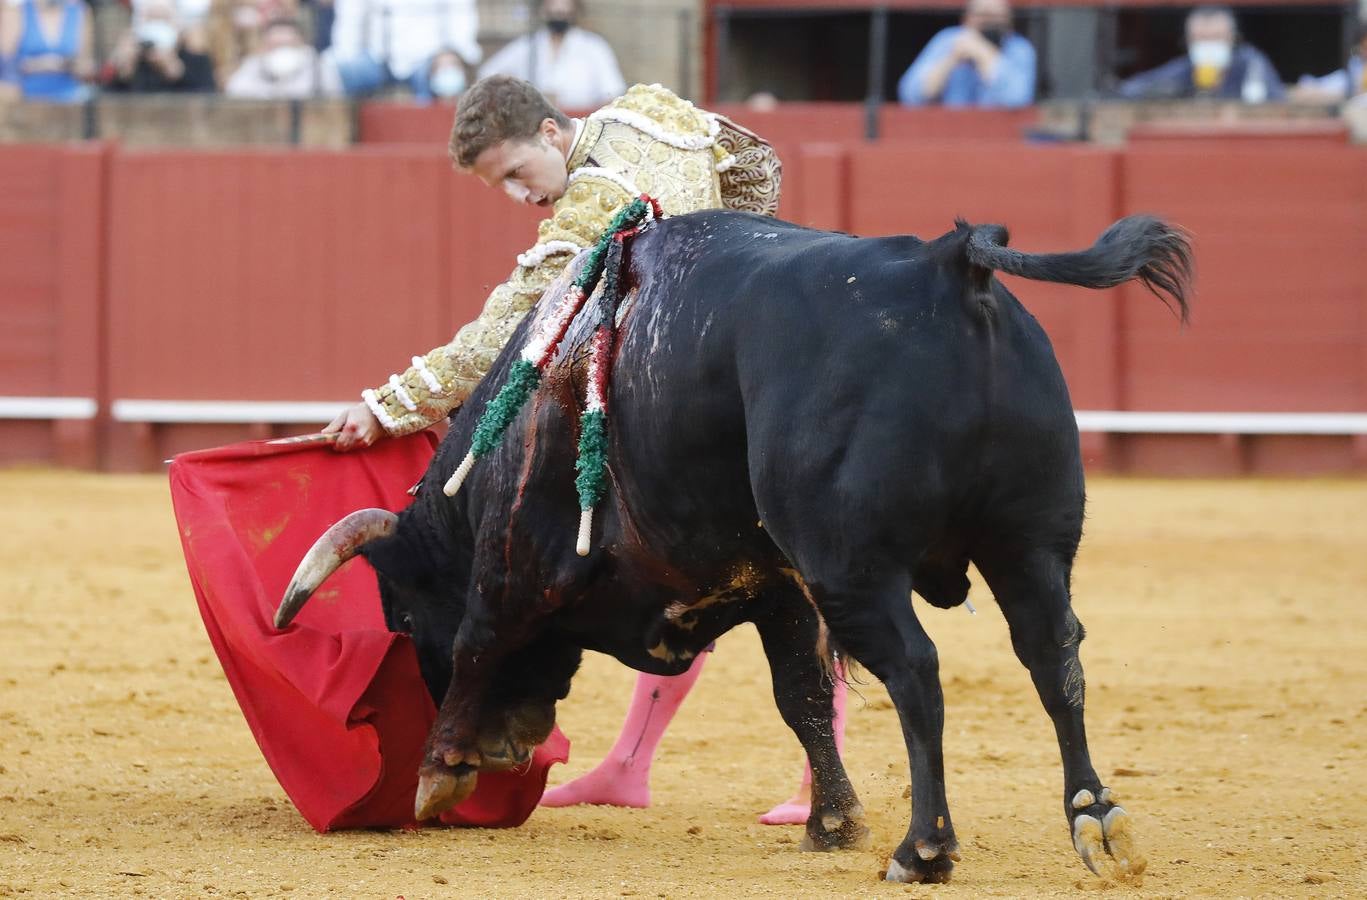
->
[362,83,783,436]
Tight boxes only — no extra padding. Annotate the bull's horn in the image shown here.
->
[273,508,398,629]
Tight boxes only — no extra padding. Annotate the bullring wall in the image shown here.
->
[2,129,1364,474]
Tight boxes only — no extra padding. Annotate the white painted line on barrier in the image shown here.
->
[1074,411,1367,435]
[0,397,98,420]
[66,402,1367,434]
[111,400,350,423]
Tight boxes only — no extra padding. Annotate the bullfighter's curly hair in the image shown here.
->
[449,75,572,169]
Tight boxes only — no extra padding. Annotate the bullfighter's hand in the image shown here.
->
[323,403,386,451]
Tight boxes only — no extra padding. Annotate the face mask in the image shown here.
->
[263,45,308,79]
[1188,39,1232,71]
[979,25,1007,47]
[429,65,466,98]
[136,21,180,52]
[545,17,572,35]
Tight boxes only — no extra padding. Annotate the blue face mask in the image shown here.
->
[430,66,466,98]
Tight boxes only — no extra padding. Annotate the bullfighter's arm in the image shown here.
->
[362,172,635,437]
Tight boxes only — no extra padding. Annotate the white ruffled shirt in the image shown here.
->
[478,27,626,111]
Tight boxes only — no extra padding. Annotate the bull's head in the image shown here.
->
[275,505,578,820]
[273,507,466,703]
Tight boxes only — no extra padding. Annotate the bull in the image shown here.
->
[276,209,1191,883]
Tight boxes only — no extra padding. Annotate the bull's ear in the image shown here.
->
[274,509,398,629]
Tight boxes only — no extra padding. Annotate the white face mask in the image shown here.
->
[429,66,466,98]
[1188,39,1232,70]
[136,20,180,52]
[263,45,309,79]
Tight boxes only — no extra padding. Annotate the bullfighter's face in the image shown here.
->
[468,118,572,209]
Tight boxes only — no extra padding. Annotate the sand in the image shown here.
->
[1,470,1364,898]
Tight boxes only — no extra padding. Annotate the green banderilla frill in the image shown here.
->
[443,194,656,509]
[470,359,540,459]
[575,409,608,510]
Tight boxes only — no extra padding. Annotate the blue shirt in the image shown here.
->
[14,0,88,103]
[898,27,1037,108]
[1296,56,1366,102]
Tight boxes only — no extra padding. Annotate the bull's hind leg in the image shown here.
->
[752,597,868,851]
[803,571,959,884]
[977,550,1146,880]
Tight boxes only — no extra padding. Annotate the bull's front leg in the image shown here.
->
[414,622,505,821]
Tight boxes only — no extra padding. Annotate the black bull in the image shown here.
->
[277,210,1191,883]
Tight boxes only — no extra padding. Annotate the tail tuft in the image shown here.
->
[962,214,1193,322]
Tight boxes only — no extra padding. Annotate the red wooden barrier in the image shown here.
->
[0,143,106,467]
[357,102,456,146]
[103,148,458,466]
[2,138,1365,473]
[878,107,1039,141]
[1115,142,1367,474]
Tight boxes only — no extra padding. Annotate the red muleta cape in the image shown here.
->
[168,434,569,831]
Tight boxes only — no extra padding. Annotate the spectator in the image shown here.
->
[328,0,481,98]
[108,0,216,92]
[225,15,341,98]
[897,0,1036,108]
[478,0,625,110]
[421,47,469,102]
[0,0,95,102]
[204,0,300,88]
[1290,20,1366,106]
[1117,6,1284,102]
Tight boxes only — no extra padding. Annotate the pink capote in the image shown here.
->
[168,434,569,831]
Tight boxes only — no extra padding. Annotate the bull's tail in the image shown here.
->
[961,215,1193,322]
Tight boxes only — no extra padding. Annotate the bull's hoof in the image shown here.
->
[478,738,534,772]
[884,838,959,884]
[415,764,478,821]
[884,852,955,884]
[1070,787,1146,882]
[884,830,959,884]
[798,804,871,852]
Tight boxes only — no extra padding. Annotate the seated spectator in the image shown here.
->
[1290,20,1366,106]
[478,0,625,110]
[897,0,1035,108]
[0,0,95,103]
[108,0,216,92]
[420,47,469,103]
[1117,6,1284,102]
[204,0,300,88]
[328,0,481,98]
[225,15,340,98]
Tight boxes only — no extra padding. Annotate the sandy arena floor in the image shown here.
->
[1,470,1364,898]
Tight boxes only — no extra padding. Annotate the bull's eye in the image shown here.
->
[398,612,415,633]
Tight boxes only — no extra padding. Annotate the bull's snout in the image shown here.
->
[415,763,479,821]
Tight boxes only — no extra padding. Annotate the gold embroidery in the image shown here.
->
[368,86,783,436]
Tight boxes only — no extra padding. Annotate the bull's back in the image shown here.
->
[611,211,1082,557]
